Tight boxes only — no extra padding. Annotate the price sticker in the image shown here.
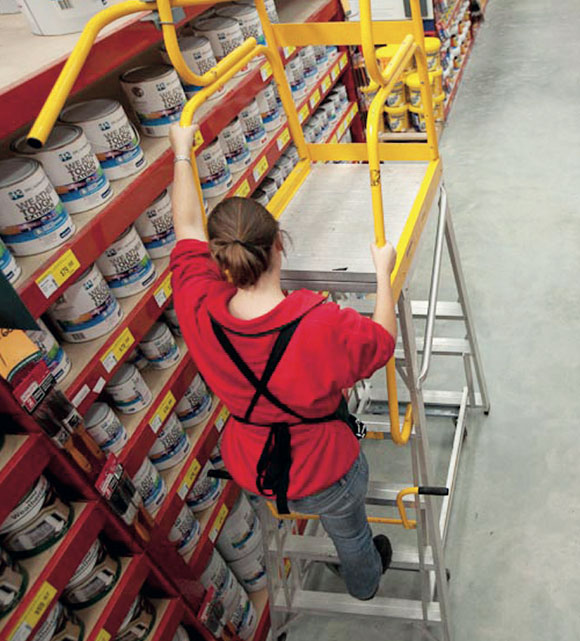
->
[321,75,331,93]
[95,631,111,641]
[178,458,201,499]
[154,272,172,307]
[193,129,204,151]
[260,62,272,80]
[339,52,348,70]
[331,63,340,81]
[8,581,57,641]
[209,504,229,542]
[149,390,176,433]
[215,406,230,432]
[309,89,321,109]
[353,103,359,115]
[330,134,338,143]
[338,121,346,138]
[234,179,251,198]
[276,128,290,150]
[253,156,269,182]
[283,46,296,58]
[100,328,135,374]
[298,104,309,124]
[35,249,80,299]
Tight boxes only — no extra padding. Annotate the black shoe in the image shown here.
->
[373,534,393,574]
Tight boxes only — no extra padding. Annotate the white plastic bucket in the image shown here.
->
[320,100,337,122]
[299,46,319,86]
[132,458,167,516]
[260,177,277,201]
[186,462,223,513]
[216,494,262,561]
[105,363,152,415]
[27,318,71,384]
[275,155,293,179]
[285,58,306,102]
[0,158,74,256]
[48,264,123,343]
[121,65,186,138]
[228,587,258,640]
[16,0,106,36]
[149,412,191,471]
[96,225,156,298]
[169,504,201,556]
[313,45,328,65]
[193,16,248,74]
[218,118,251,174]
[200,549,238,609]
[315,109,329,133]
[236,0,278,23]
[134,190,176,259]
[215,4,266,61]
[255,83,281,133]
[196,140,233,199]
[60,99,146,181]
[175,374,212,428]
[163,304,181,337]
[267,166,284,188]
[284,145,299,166]
[0,237,20,284]
[13,126,112,214]
[209,440,225,470]
[229,541,268,593]
[84,402,128,454]
[139,321,180,370]
[127,346,149,371]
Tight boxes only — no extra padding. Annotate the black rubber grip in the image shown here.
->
[207,469,233,480]
[418,486,449,496]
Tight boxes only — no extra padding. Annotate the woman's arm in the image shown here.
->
[169,124,206,242]
[370,242,398,340]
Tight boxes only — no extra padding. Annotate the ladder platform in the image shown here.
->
[272,588,442,622]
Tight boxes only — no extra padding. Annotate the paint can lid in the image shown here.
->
[84,402,110,427]
[142,322,167,343]
[12,125,82,154]
[194,15,239,31]
[60,99,120,123]
[215,4,255,18]
[0,157,40,188]
[107,363,136,387]
[121,64,175,84]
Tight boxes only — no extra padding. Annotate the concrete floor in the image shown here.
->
[286,2,580,640]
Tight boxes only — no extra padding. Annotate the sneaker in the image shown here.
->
[373,534,393,574]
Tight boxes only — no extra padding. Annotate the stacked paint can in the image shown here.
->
[134,190,176,259]
[175,374,213,428]
[256,82,282,133]
[218,118,251,175]
[285,57,307,103]
[196,140,233,200]
[84,402,129,454]
[163,302,181,337]
[169,504,202,557]
[149,412,191,471]
[186,461,223,513]
[239,99,267,151]
[139,322,180,370]
[132,457,168,517]
[193,15,249,75]
[105,363,153,415]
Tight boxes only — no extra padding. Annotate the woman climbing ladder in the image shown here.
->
[169,123,399,600]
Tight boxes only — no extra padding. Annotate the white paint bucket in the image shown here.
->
[0,237,20,284]
[320,100,337,122]
[308,114,324,140]
[253,189,268,207]
[60,99,146,181]
[332,84,348,106]
[193,16,248,73]
[16,0,106,36]
[216,493,262,561]
[326,91,341,112]
[316,109,329,133]
[48,264,123,343]
[239,99,267,151]
[285,57,307,102]
[139,322,180,370]
[228,588,258,640]
[260,177,277,201]
[196,140,233,199]
[0,158,75,256]
[275,155,293,179]
[172,626,190,641]
[284,145,299,166]
[229,542,267,593]
[127,346,149,371]
[115,593,156,641]
[299,46,319,86]
[313,45,329,66]
[236,0,278,23]
[163,303,181,337]
[13,126,112,215]
[84,402,128,454]
[209,439,225,469]
[0,475,73,557]
[215,4,266,59]
[218,118,251,174]
[186,462,223,513]
[149,412,191,471]
[106,363,152,415]
[175,374,212,428]
[63,538,121,608]
[132,458,167,516]
[255,83,281,132]
[96,225,156,299]
[160,35,225,102]
[169,504,201,556]
[0,548,27,619]
[134,190,175,259]
[267,165,284,188]
[200,549,239,613]
[27,317,71,384]
[121,65,186,138]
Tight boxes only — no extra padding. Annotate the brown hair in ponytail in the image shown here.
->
[207,197,282,288]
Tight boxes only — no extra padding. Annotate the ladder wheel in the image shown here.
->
[446,568,451,582]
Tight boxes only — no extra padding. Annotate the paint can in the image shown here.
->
[47,603,84,641]
[26,318,71,384]
[209,439,225,470]
[228,588,258,640]
[0,158,74,256]
[139,322,180,370]
[316,109,330,133]
[169,504,201,556]
[255,83,281,132]
[216,494,262,561]
[332,84,348,106]
[48,264,123,343]
[320,100,337,122]
[160,35,225,102]
[267,165,284,188]
[30,601,61,641]
[105,363,152,415]
[215,4,266,62]
[253,189,269,207]
[260,177,277,201]
[299,46,319,86]
[285,58,306,102]
[283,145,299,167]
[186,462,223,513]
[120,65,186,138]
[0,547,27,618]
[200,549,238,612]
[132,458,167,517]
[16,0,106,36]
[127,346,149,371]
[308,113,324,140]
[62,538,121,608]
[60,100,145,182]
[275,155,293,180]
[149,412,191,471]
[114,593,156,641]
[235,0,278,23]
[172,626,190,641]
[96,225,156,298]
[385,105,410,133]
[0,475,73,558]
[218,118,251,174]
[134,190,175,259]
[163,304,181,337]
[12,126,112,215]
[175,374,212,428]
[196,140,233,199]
[229,543,267,593]
[0,237,20,284]
[84,402,128,454]
[313,45,328,66]
[193,16,248,74]
[239,99,267,151]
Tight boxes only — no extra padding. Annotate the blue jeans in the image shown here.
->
[288,451,382,600]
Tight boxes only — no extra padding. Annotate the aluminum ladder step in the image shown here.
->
[341,298,465,320]
[394,336,471,359]
[371,389,483,408]
[272,588,442,622]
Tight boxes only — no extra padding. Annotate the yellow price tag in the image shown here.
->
[178,458,201,499]
[298,104,310,124]
[339,52,348,70]
[8,581,57,641]
[95,631,111,641]
[234,179,251,198]
[193,129,204,151]
[321,75,331,93]
[353,103,359,115]
[100,328,135,374]
[331,63,340,81]
[252,156,269,182]
[276,128,290,150]
[149,390,176,433]
[154,272,172,307]
[209,504,229,542]
[338,122,346,138]
[330,134,337,143]
[309,89,321,109]
[36,249,80,298]
[260,62,272,80]
[215,406,230,432]
[283,46,296,58]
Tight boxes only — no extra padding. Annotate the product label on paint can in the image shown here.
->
[139,322,180,369]
[196,141,233,198]
[134,191,175,259]
[85,403,128,453]
[106,365,153,415]
[132,458,167,515]
[149,413,191,470]
[169,504,201,555]
[0,237,20,283]
[285,59,307,100]
[240,100,267,150]
[218,120,251,173]
[175,375,212,427]
[255,84,281,132]
[27,318,71,384]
